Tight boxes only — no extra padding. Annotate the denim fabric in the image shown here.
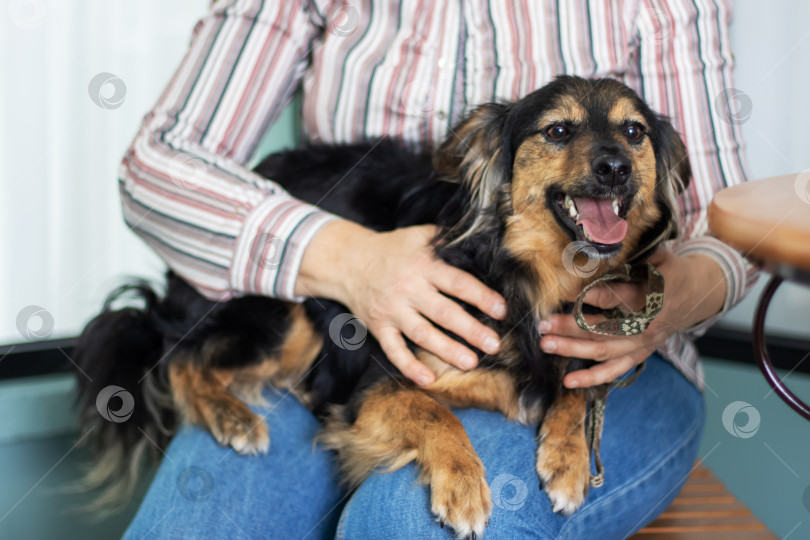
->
[122,390,346,540]
[124,354,704,539]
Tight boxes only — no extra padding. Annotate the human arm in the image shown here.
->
[120,0,334,301]
[121,0,505,383]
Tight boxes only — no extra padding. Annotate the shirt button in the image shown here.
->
[437,110,447,120]
[438,57,455,70]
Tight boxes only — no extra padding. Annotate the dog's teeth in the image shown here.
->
[564,194,578,219]
[612,198,620,216]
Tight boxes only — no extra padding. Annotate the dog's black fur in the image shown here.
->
[74,76,690,535]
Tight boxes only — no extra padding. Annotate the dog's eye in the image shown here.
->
[624,123,645,142]
[546,124,569,140]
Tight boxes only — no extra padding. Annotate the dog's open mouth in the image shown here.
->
[550,189,630,255]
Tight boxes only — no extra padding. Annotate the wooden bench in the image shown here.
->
[632,466,777,539]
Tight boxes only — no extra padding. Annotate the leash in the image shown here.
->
[572,263,665,337]
[570,263,664,487]
[585,363,645,487]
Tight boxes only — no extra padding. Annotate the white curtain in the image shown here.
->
[0,1,208,344]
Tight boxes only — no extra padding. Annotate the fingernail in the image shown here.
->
[538,320,552,333]
[417,372,434,386]
[493,301,507,319]
[541,338,557,353]
[459,354,477,370]
[483,337,500,354]
[567,379,580,388]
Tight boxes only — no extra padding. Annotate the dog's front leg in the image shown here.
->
[169,362,270,454]
[535,389,591,515]
[321,380,491,539]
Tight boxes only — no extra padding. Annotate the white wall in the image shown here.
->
[1,0,808,345]
[1,1,208,344]
[720,0,810,337]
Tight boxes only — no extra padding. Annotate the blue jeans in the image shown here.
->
[123,354,704,539]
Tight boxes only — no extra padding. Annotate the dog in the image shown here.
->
[74,76,689,538]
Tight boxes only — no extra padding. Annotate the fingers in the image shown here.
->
[401,310,481,370]
[539,313,603,340]
[541,333,639,362]
[420,292,500,359]
[431,262,507,321]
[540,311,647,364]
[334,226,506,384]
[563,355,642,388]
[376,327,434,386]
[582,281,646,311]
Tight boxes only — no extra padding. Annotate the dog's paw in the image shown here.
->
[206,403,270,455]
[429,454,492,539]
[535,436,590,516]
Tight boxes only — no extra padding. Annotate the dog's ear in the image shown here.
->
[434,102,512,211]
[654,114,691,195]
[629,115,692,261]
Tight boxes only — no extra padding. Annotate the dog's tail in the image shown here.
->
[72,281,176,513]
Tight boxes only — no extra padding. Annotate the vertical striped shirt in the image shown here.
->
[119,0,758,388]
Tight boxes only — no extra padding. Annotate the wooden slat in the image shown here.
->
[636,532,778,540]
[632,466,777,539]
[645,518,767,529]
[670,496,737,504]
[660,501,751,514]
[656,510,752,519]
[680,484,727,492]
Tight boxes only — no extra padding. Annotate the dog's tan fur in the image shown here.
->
[319,379,492,538]
[163,80,687,539]
[170,305,320,452]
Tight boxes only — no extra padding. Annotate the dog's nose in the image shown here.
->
[592,155,632,187]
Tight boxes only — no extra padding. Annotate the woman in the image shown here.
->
[120,1,755,538]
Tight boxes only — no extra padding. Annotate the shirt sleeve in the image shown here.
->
[631,0,760,337]
[118,0,336,302]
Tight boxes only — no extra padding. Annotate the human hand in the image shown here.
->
[296,221,506,385]
[538,248,727,388]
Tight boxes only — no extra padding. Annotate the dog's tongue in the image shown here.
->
[573,197,628,245]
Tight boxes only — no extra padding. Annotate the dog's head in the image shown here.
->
[435,76,690,307]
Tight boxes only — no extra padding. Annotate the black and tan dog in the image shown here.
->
[75,76,689,538]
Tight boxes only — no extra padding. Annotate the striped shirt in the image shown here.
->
[119,0,759,388]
